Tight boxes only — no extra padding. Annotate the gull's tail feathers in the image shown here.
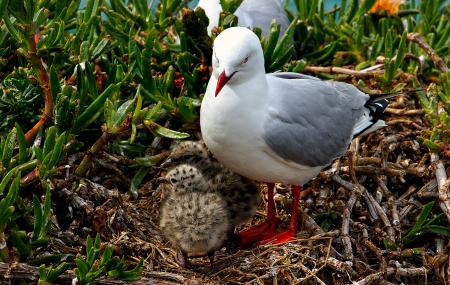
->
[352,98,389,137]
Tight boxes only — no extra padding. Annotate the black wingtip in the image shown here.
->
[365,98,389,121]
[352,98,389,137]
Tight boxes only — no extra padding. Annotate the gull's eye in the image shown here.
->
[242,56,249,64]
[214,53,219,67]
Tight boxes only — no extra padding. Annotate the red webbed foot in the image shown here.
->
[238,219,277,248]
[257,229,296,245]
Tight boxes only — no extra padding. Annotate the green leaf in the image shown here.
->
[85,235,93,258]
[33,7,48,27]
[32,194,43,241]
[91,38,109,60]
[51,21,65,46]
[50,66,61,99]
[104,99,116,131]
[143,102,163,121]
[112,99,134,130]
[3,16,23,42]
[0,0,9,18]
[75,258,89,278]
[269,46,294,71]
[34,147,43,162]
[109,258,144,281]
[80,41,90,63]
[38,264,48,281]
[219,0,243,14]
[415,201,434,229]
[142,33,155,92]
[131,0,148,18]
[47,132,66,169]
[55,93,74,132]
[144,120,190,139]
[46,262,70,282]
[0,165,16,196]
[357,0,376,18]
[73,84,118,132]
[130,166,149,199]
[1,128,16,169]
[84,0,100,23]
[43,126,57,156]
[100,246,113,266]
[403,201,437,245]
[345,0,358,23]
[8,230,31,259]
[15,122,27,164]
[395,31,407,70]
[2,174,20,216]
[271,17,297,65]
[385,29,393,59]
[263,20,281,66]
[130,90,143,144]
[422,225,450,236]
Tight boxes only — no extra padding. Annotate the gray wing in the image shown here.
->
[235,0,290,36]
[264,75,369,167]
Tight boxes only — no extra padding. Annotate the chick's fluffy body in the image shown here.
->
[165,141,260,226]
[159,164,230,257]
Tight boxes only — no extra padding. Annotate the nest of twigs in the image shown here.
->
[20,89,443,285]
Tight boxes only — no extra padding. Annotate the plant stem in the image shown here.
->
[25,28,54,144]
[75,115,132,176]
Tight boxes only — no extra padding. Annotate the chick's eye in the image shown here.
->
[170,178,177,183]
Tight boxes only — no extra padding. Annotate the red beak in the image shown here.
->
[215,71,231,97]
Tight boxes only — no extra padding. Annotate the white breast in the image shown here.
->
[200,77,323,185]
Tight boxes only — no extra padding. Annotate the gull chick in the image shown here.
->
[159,164,230,267]
[211,168,259,228]
[161,140,213,169]
[163,140,260,228]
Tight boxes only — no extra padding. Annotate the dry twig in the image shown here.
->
[407,32,449,73]
[430,153,450,223]
[303,65,382,78]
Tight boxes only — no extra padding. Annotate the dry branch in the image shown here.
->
[303,65,382,78]
[407,32,449,73]
[385,108,424,115]
[350,267,396,285]
[430,153,450,223]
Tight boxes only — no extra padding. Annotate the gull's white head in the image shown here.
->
[212,27,265,96]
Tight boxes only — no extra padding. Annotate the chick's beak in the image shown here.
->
[215,71,232,97]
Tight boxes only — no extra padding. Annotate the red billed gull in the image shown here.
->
[200,27,388,246]
[197,0,290,37]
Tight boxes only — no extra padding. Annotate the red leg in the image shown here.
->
[257,185,301,245]
[239,183,277,247]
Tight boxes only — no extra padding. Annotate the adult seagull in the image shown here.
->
[200,27,388,246]
[196,0,290,37]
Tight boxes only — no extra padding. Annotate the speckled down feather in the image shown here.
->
[163,141,259,226]
[160,190,229,257]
